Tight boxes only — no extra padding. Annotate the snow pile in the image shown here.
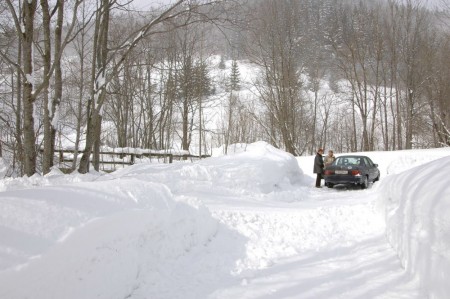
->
[0,179,243,299]
[115,141,305,195]
[359,148,450,177]
[200,141,304,193]
[0,166,102,192]
[378,156,450,299]
[1,142,449,298]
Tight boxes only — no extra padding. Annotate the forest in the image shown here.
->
[0,0,449,177]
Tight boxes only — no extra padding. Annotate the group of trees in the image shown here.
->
[0,0,449,177]
[235,0,450,155]
[328,0,450,153]
[0,0,229,176]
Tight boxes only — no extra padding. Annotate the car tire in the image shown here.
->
[361,176,369,189]
[326,182,334,188]
[374,173,380,182]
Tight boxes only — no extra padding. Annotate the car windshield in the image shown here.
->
[335,157,363,166]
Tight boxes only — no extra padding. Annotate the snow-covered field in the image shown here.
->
[0,142,449,298]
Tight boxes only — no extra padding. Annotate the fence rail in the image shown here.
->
[39,149,211,172]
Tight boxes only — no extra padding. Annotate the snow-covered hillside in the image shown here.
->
[0,142,449,298]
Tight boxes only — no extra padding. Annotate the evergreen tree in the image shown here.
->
[229,60,240,91]
[194,61,211,96]
[219,55,226,69]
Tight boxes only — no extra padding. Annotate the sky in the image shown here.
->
[0,142,449,298]
[127,0,180,11]
[127,0,449,11]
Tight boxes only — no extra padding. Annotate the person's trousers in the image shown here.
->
[315,173,322,187]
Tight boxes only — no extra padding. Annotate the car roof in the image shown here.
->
[336,155,369,158]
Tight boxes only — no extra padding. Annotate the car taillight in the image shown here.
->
[351,170,361,176]
[324,170,333,175]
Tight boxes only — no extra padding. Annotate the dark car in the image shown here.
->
[323,155,380,189]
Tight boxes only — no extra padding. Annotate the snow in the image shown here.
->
[379,156,450,299]
[51,103,60,129]
[0,142,449,298]
[47,97,53,118]
[25,73,34,85]
[0,159,7,178]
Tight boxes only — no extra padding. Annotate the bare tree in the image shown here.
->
[78,0,229,173]
[40,0,79,174]
[396,1,431,149]
[65,1,92,171]
[330,2,384,151]
[0,12,24,175]
[246,0,304,155]
[2,0,82,176]
[431,0,450,146]
[3,0,38,176]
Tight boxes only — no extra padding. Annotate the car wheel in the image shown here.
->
[326,182,334,188]
[361,176,369,189]
[374,173,380,182]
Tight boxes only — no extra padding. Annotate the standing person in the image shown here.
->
[324,150,336,167]
[313,148,324,188]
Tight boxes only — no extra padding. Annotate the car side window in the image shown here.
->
[364,157,372,167]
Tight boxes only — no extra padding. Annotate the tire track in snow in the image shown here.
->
[207,187,385,272]
[206,187,422,299]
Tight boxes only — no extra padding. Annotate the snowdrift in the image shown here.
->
[0,179,245,299]
[0,141,305,298]
[1,142,449,298]
[113,141,306,195]
[378,156,450,299]
[198,141,304,193]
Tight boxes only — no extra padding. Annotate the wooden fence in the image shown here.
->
[39,149,211,172]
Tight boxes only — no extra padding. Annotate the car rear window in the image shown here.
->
[335,157,364,166]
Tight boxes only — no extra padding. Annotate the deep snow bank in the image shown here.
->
[0,178,243,299]
[0,141,306,298]
[0,166,105,192]
[114,141,306,195]
[201,141,305,193]
[378,156,450,299]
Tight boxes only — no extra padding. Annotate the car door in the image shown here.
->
[363,157,377,180]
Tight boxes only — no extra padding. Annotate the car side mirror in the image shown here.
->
[374,164,378,167]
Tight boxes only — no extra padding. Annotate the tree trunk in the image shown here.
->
[22,1,38,177]
[93,114,102,171]
[182,98,189,152]
[15,40,24,175]
[50,0,65,171]
[79,109,100,173]
[41,0,52,174]
[79,0,109,174]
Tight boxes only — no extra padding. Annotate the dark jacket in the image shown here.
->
[313,152,324,174]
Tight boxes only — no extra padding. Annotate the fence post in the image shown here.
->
[130,154,135,165]
[169,154,173,164]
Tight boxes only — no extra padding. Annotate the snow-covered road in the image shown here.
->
[204,188,421,299]
[0,142,449,298]
[162,168,421,299]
